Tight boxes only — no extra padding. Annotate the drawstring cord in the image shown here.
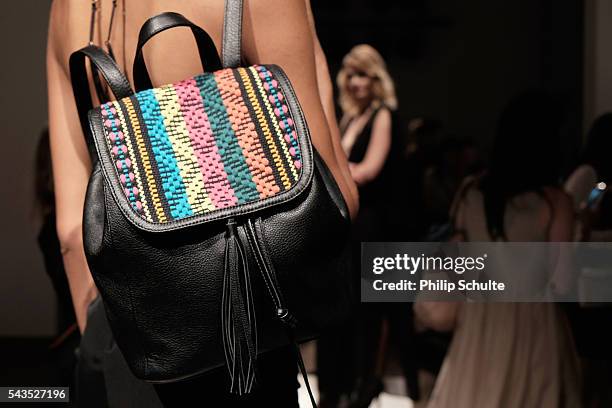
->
[221,217,318,406]
[244,219,318,407]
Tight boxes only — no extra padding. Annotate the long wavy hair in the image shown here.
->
[337,44,397,117]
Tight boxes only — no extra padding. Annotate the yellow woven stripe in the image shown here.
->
[238,68,291,190]
[124,98,167,223]
[154,86,215,214]
[112,100,152,222]
[248,66,298,182]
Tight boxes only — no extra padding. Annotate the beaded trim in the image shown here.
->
[100,66,302,223]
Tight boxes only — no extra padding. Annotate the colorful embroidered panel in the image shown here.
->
[99,65,302,223]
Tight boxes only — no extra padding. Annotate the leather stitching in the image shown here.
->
[253,217,286,303]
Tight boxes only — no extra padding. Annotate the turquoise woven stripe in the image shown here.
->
[135,90,193,220]
[195,74,259,204]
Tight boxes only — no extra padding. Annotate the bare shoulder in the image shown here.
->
[569,164,597,182]
[543,186,573,215]
[242,0,313,64]
[373,106,392,125]
[449,175,480,214]
[564,164,597,192]
[369,107,392,142]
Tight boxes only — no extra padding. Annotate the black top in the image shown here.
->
[343,105,402,208]
[344,107,380,164]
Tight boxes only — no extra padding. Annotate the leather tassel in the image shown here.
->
[222,218,258,395]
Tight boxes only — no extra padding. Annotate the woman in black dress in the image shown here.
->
[318,45,420,407]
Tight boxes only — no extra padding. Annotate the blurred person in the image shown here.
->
[406,117,444,171]
[393,117,431,241]
[423,136,483,241]
[425,91,582,408]
[564,113,612,407]
[565,113,612,241]
[317,44,421,408]
[338,45,400,407]
[338,44,398,239]
[47,0,359,406]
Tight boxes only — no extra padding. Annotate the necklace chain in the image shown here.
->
[88,0,128,77]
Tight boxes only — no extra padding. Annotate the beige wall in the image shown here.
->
[0,1,56,337]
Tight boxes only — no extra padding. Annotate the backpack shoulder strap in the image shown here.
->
[222,0,244,68]
[69,44,134,159]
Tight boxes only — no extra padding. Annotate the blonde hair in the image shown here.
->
[337,44,397,117]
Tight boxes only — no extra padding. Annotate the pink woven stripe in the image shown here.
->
[174,78,238,208]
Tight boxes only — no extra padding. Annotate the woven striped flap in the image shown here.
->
[90,65,312,231]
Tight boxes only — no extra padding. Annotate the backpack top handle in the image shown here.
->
[133,12,223,92]
[133,0,245,92]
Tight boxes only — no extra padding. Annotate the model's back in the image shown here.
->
[52,1,318,98]
[47,0,358,334]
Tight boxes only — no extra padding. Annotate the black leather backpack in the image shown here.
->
[69,1,352,404]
